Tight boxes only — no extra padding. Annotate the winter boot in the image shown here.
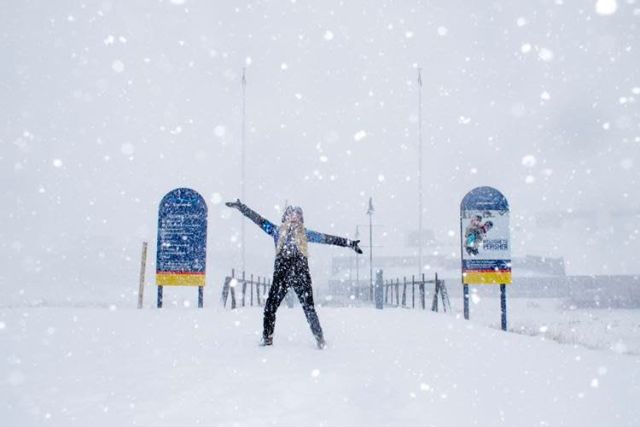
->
[259,336,273,346]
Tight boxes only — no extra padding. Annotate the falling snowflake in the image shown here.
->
[538,48,554,62]
[112,60,125,73]
[521,155,537,167]
[214,125,226,137]
[120,143,135,156]
[595,0,617,15]
[353,130,367,141]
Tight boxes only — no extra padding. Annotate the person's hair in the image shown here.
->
[281,205,304,223]
[278,207,308,256]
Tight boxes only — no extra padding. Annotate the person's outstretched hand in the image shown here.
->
[350,239,363,254]
[225,198,242,209]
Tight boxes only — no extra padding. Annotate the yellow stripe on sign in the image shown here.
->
[156,273,206,287]
[463,271,512,285]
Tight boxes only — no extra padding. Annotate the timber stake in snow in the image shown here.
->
[137,241,148,309]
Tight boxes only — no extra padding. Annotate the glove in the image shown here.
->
[350,239,363,254]
[225,198,242,209]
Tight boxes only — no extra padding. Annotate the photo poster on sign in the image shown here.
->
[461,209,511,285]
[156,188,208,287]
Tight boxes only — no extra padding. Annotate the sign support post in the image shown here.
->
[500,284,507,331]
[463,284,469,320]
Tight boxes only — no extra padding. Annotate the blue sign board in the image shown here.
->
[156,188,208,287]
[460,186,511,285]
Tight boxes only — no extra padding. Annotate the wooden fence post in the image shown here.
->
[383,280,387,303]
[230,269,237,309]
[256,276,262,306]
[402,277,407,307]
[431,272,440,312]
[137,241,148,309]
[412,275,415,309]
[241,271,246,307]
[250,273,254,306]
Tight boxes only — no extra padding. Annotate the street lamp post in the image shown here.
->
[355,225,360,298]
[367,197,374,300]
[240,67,247,273]
[417,67,424,277]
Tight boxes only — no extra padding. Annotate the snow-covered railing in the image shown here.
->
[382,273,451,312]
[336,272,451,311]
[221,269,272,309]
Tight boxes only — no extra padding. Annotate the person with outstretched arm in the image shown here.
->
[226,199,363,349]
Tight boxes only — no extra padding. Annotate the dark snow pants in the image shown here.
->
[263,254,324,341]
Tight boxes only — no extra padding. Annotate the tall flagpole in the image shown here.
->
[355,226,360,282]
[241,68,247,273]
[417,68,423,277]
[367,197,375,300]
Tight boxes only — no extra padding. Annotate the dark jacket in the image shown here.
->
[237,203,351,251]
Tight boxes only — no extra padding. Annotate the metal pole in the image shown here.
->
[157,285,163,309]
[368,198,374,301]
[463,285,469,320]
[417,68,424,278]
[460,209,469,320]
[355,225,360,298]
[137,241,148,309]
[500,284,507,331]
[241,67,247,273]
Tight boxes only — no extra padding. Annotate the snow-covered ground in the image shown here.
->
[2,304,639,426]
[452,297,640,356]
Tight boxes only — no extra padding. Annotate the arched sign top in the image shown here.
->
[159,188,208,215]
[460,186,509,212]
